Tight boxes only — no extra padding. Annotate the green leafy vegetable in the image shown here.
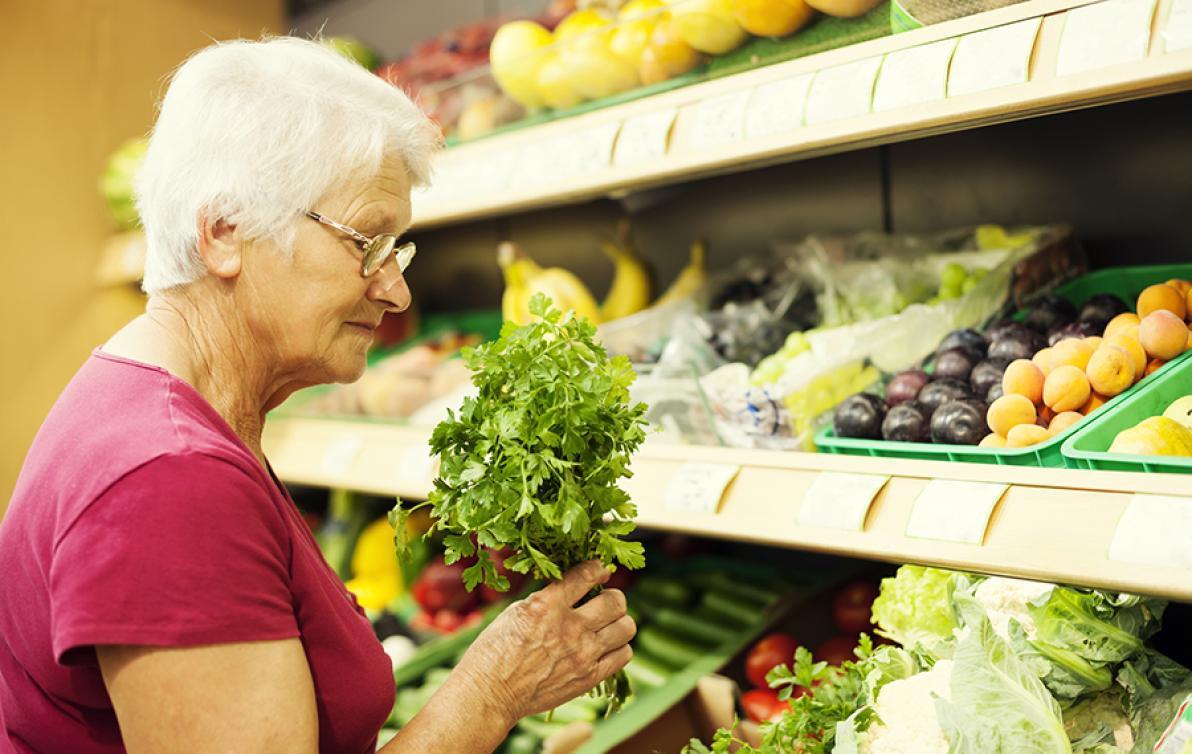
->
[1117,651,1192,753]
[391,294,649,711]
[870,565,968,660]
[937,591,1072,754]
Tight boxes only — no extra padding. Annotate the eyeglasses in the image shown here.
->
[305,210,416,277]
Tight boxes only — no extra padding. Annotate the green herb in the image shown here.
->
[684,636,877,754]
[391,294,649,710]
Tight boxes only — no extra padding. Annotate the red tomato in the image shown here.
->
[745,633,799,689]
[814,636,858,667]
[833,580,879,635]
[742,688,787,723]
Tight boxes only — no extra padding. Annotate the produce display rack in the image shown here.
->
[412,0,1192,229]
[262,416,1192,602]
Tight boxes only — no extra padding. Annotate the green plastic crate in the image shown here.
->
[1063,349,1192,474]
[815,264,1192,467]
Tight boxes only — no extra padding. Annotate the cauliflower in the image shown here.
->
[973,576,1054,640]
[861,660,954,754]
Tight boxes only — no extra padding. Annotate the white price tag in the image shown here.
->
[744,74,813,139]
[573,121,621,173]
[948,17,1041,97]
[663,463,741,514]
[321,434,363,477]
[1108,494,1192,569]
[1166,0,1192,52]
[690,91,751,150]
[1056,0,1157,76]
[905,480,1008,545]
[614,108,677,166]
[804,56,882,125]
[873,39,958,112]
[398,443,440,491]
[797,472,890,531]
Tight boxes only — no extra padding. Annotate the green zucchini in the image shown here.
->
[636,625,709,670]
[651,606,738,647]
[634,577,693,608]
[700,589,766,628]
[623,651,671,689]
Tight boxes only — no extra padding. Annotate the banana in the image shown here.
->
[599,221,653,321]
[653,239,707,308]
[498,241,602,326]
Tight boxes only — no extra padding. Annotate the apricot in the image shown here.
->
[1052,338,1095,371]
[979,433,1007,448]
[987,394,1037,437]
[1032,347,1057,377]
[1104,333,1147,380]
[1086,344,1135,397]
[1084,336,1103,351]
[1080,392,1110,416]
[1104,312,1140,339]
[1139,310,1188,360]
[1137,283,1186,320]
[1145,357,1167,377]
[1049,411,1083,434]
[1002,359,1044,404]
[1043,365,1091,412]
[1007,423,1052,447]
[1039,405,1056,426]
[1187,288,1192,322]
[1164,278,1192,297]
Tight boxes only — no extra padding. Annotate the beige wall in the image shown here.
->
[0,0,283,513]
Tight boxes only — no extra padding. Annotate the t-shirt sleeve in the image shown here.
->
[50,452,299,665]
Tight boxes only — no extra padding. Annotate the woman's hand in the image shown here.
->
[456,560,637,724]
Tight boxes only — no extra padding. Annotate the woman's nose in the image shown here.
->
[365,258,411,312]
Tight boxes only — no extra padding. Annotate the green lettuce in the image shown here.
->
[1117,651,1192,753]
[937,591,1072,754]
[1024,588,1166,703]
[870,565,971,660]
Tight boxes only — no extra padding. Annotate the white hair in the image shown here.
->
[136,36,439,294]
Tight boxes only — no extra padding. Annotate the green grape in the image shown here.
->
[941,263,967,290]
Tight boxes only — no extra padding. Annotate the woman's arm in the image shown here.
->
[97,638,318,753]
[382,560,636,754]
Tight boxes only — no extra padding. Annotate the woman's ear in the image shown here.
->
[196,211,243,280]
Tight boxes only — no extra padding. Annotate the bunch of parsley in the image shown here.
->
[685,636,877,754]
[391,294,648,707]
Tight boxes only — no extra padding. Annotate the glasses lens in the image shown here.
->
[394,242,416,273]
[363,235,397,276]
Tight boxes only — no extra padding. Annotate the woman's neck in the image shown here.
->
[106,283,300,465]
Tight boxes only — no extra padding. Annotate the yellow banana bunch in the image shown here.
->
[654,239,708,308]
[498,241,602,326]
[599,222,653,321]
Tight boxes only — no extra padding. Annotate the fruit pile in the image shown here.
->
[832,277,1192,449]
[489,0,883,113]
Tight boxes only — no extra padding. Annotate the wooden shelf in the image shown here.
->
[262,415,1192,602]
[412,0,1192,230]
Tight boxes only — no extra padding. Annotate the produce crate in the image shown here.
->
[1063,349,1192,474]
[815,264,1192,467]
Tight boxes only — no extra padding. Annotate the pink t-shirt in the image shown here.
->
[0,351,394,753]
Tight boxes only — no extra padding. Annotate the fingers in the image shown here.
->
[575,588,627,630]
[594,614,636,654]
[551,560,610,606]
[594,644,633,684]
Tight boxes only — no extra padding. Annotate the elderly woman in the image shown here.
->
[0,37,635,754]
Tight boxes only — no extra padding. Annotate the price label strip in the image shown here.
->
[320,433,364,477]
[804,56,882,125]
[614,108,677,166]
[744,73,813,139]
[398,443,440,492]
[873,38,958,112]
[1166,0,1192,52]
[572,121,622,174]
[690,90,751,150]
[797,472,891,531]
[1108,494,1192,569]
[948,17,1041,97]
[905,479,1008,545]
[1056,0,1158,77]
[663,462,741,515]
